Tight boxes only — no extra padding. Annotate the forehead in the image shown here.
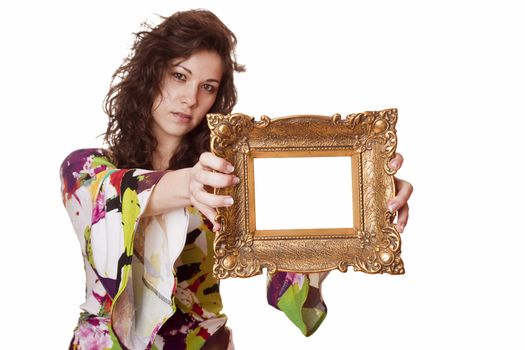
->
[170,50,223,79]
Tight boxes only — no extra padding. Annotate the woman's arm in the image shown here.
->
[143,152,240,231]
[142,168,193,217]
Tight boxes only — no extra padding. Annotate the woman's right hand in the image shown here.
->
[189,152,240,232]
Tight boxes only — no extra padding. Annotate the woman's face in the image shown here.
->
[151,50,223,147]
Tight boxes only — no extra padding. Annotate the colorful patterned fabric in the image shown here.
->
[61,148,327,350]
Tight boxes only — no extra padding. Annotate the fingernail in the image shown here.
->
[388,202,399,212]
[233,176,240,185]
[224,197,234,205]
[389,160,399,169]
[397,224,405,233]
[226,165,234,173]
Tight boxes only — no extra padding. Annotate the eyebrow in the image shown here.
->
[173,63,221,84]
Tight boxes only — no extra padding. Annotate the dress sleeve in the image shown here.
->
[266,271,328,336]
[61,148,185,349]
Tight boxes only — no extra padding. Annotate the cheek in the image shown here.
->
[207,93,218,109]
[198,94,217,115]
[152,93,165,113]
[194,110,208,126]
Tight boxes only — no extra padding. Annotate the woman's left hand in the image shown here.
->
[386,153,413,233]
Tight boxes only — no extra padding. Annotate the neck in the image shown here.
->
[152,138,180,171]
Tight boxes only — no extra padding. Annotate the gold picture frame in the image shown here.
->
[207,108,404,279]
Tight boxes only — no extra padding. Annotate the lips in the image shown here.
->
[171,112,192,123]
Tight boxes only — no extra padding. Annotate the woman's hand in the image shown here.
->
[387,153,413,233]
[189,152,240,232]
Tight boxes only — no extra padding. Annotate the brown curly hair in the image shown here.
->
[103,9,245,170]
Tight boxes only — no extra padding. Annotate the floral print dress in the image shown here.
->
[61,149,327,350]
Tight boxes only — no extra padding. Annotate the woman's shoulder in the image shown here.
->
[61,148,114,173]
[60,148,115,194]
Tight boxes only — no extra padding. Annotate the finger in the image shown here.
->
[199,152,235,173]
[192,201,220,231]
[192,189,234,208]
[388,178,413,212]
[389,153,404,171]
[396,203,409,233]
[194,169,239,188]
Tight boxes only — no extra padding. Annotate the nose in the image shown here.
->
[180,82,198,108]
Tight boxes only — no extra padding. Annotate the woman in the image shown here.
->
[61,9,412,350]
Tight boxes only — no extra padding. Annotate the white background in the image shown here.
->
[254,157,353,229]
[1,0,524,349]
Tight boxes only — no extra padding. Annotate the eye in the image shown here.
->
[171,72,186,81]
[202,84,217,93]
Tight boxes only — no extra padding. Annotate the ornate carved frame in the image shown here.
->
[207,108,404,278]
